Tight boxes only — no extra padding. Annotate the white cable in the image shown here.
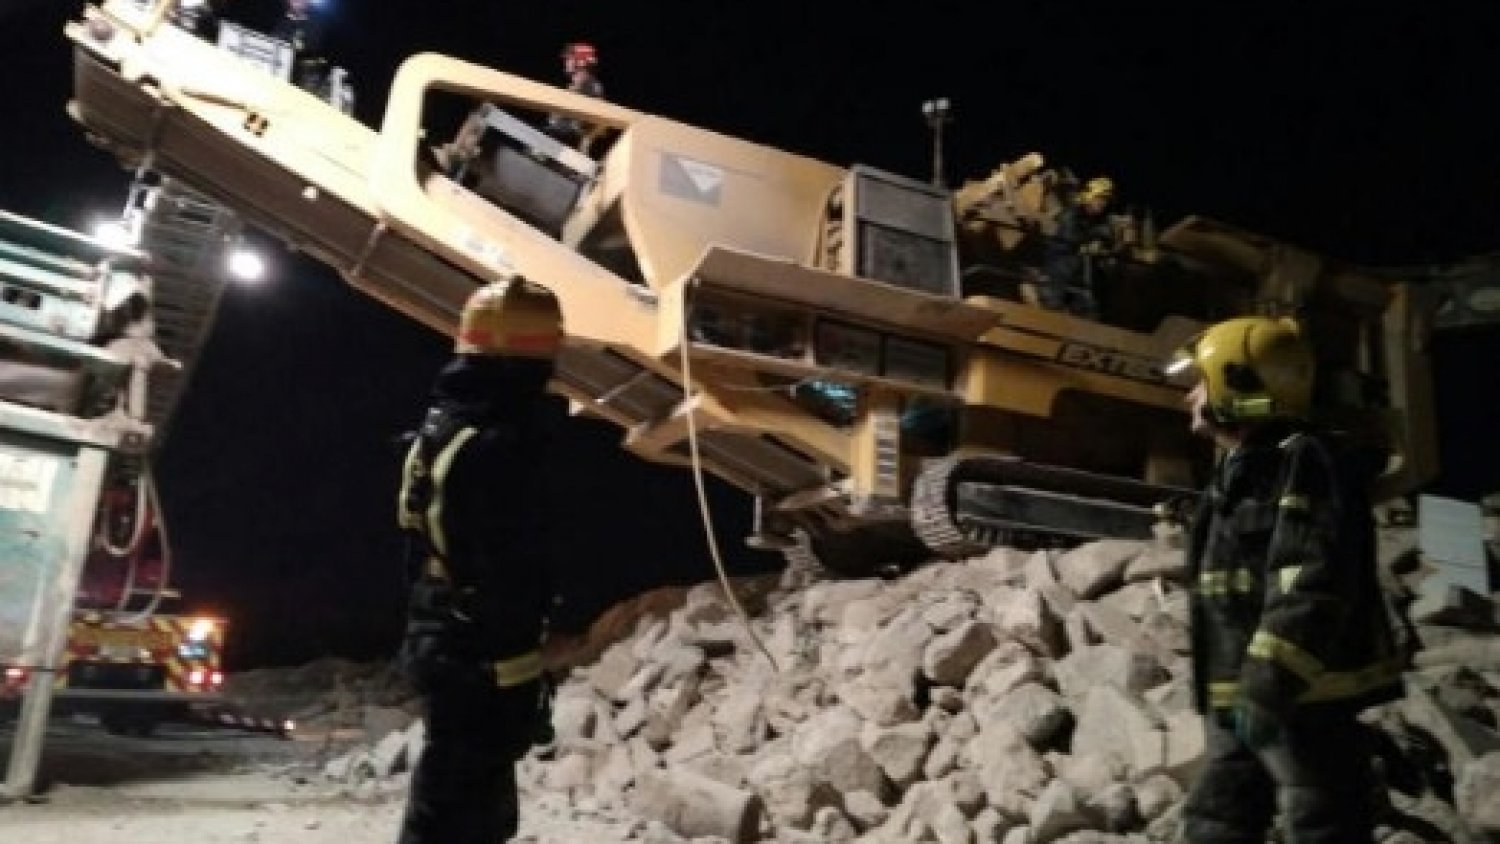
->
[678,299,779,672]
[113,468,171,624]
[101,470,151,559]
[101,469,149,614]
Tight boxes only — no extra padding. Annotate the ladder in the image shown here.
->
[125,175,239,444]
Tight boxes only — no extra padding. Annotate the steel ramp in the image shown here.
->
[128,177,238,444]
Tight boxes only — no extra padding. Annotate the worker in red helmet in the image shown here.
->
[393,278,568,843]
[562,41,599,74]
[545,41,605,152]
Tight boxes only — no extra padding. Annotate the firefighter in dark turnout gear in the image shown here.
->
[1040,175,1115,319]
[394,278,565,844]
[1167,316,1403,843]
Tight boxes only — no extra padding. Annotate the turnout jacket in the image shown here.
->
[397,355,561,668]
[1187,423,1403,717]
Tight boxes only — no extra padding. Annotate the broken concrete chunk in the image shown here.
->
[631,768,764,844]
[862,719,935,788]
[1078,601,1141,648]
[1096,580,1162,621]
[590,640,641,701]
[1069,684,1164,779]
[976,682,1071,748]
[552,686,600,745]
[802,578,886,626]
[971,726,1049,817]
[541,751,595,792]
[631,618,670,660]
[1085,782,1138,832]
[1132,773,1184,823]
[922,591,983,633]
[923,734,963,781]
[1055,539,1144,599]
[996,587,1066,658]
[924,620,1000,686]
[1053,644,1166,702]
[839,674,920,726]
[843,788,889,832]
[1136,610,1191,657]
[971,806,1014,842]
[857,608,934,680]
[1052,752,1123,795]
[1063,607,1094,654]
[594,740,644,796]
[747,753,841,831]
[930,685,966,713]
[966,645,1046,702]
[1025,549,1061,589]
[1398,685,1500,769]
[972,546,1033,586]
[1029,778,1092,843]
[807,805,858,843]
[710,684,767,754]
[1456,752,1500,833]
[1123,542,1185,583]
[615,695,650,738]
[369,726,410,777]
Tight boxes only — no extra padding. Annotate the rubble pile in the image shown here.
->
[506,529,1499,844]
[530,538,1198,843]
[282,499,1500,843]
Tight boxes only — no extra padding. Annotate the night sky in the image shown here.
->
[2,1,1498,668]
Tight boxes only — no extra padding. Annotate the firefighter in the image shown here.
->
[394,277,565,844]
[544,41,605,152]
[1167,316,1404,843]
[1040,175,1115,319]
[272,0,331,94]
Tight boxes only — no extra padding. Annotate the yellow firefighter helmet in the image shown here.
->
[455,277,563,358]
[1078,176,1115,204]
[1167,316,1315,424]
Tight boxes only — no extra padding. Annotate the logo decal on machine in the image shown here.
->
[1055,341,1166,384]
[659,154,724,205]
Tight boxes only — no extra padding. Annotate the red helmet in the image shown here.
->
[561,42,598,67]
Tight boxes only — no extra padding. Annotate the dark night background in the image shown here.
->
[2,1,1497,669]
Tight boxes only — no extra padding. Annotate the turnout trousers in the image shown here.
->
[1183,707,1379,844]
[396,666,542,844]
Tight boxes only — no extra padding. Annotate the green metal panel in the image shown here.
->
[0,423,110,799]
[0,431,96,667]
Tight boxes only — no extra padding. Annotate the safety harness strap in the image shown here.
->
[397,407,478,577]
